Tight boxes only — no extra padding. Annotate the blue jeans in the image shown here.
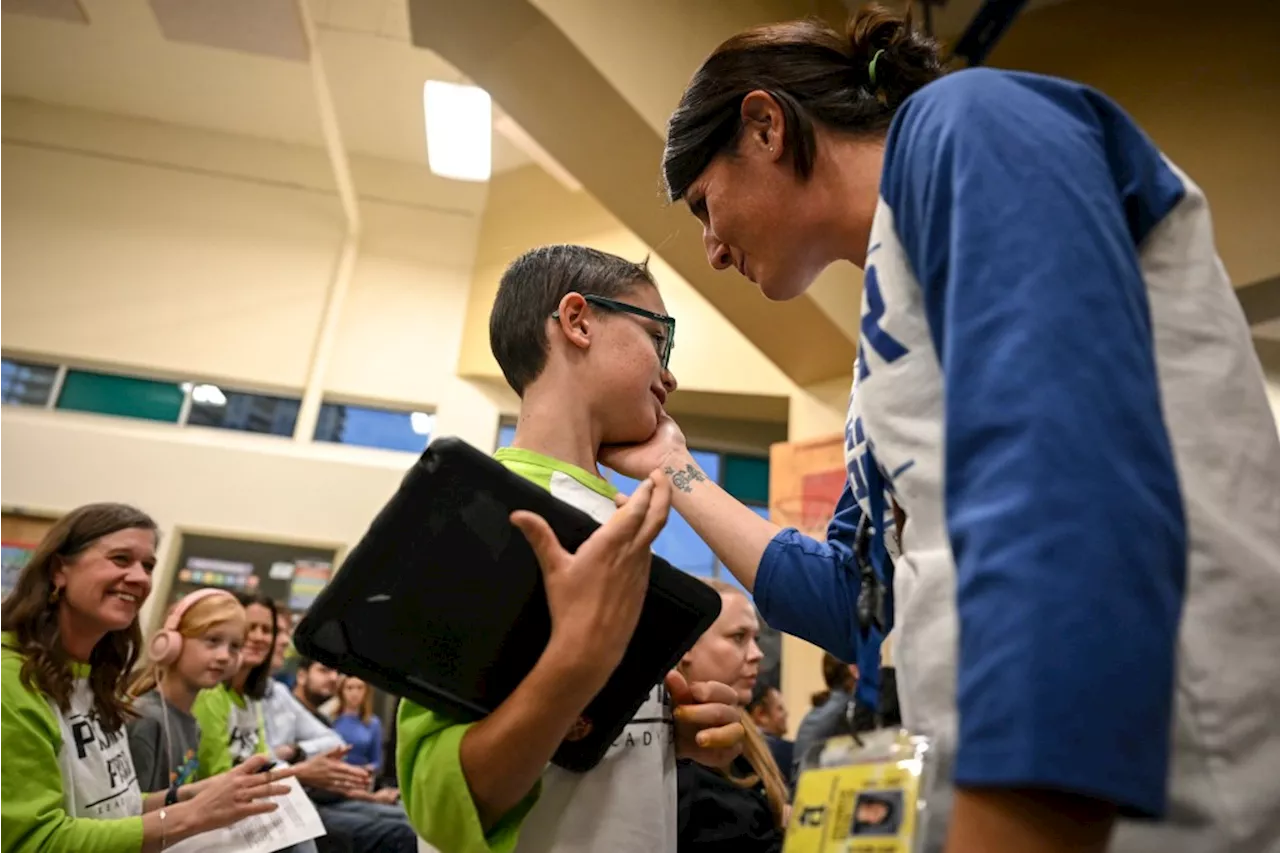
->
[317,799,417,853]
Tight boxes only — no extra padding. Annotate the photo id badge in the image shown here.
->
[784,729,933,853]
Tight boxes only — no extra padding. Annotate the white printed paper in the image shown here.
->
[166,776,325,853]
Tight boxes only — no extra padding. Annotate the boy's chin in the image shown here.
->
[601,414,659,447]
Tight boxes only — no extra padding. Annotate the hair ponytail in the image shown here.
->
[663,2,943,202]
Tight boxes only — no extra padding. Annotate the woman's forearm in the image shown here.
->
[658,449,781,591]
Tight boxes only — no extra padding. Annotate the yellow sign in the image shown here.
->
[783,758,920,853]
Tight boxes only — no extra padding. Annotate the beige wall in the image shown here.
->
[0,406,416,631]
[1,99,486,407]
[991,0,1280,288]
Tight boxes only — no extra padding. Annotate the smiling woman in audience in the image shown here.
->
[1,503,290,853]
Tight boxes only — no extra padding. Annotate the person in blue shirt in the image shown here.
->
[604,4,1280,853]
[332,676,382,775]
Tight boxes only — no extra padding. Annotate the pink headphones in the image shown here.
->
[148,588,239,667]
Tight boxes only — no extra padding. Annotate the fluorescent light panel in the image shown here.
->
[424,81,491,182]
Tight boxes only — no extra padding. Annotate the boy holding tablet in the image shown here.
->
[397,246,745,853]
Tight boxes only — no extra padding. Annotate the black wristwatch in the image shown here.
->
[165,782,181,807]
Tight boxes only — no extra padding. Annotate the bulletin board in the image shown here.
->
[1,511,58,599]
[769,434,850,736]
[166,532,341,620]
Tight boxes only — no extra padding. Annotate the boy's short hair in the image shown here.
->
[490,245,656,395]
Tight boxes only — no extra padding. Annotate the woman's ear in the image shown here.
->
[740,90,786,163]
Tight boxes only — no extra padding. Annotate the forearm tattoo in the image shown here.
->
[664,463,706,493]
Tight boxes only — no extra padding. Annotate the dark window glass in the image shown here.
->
[1,359,59,407]
[187,386,300,436]
[315,403,432,453]
[56,370,183,422]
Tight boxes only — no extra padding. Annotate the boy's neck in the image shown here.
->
[159,672,198,714]
[509,389,601,477]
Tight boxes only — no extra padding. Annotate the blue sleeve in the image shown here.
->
[881,69,1187,817]
[754,482,862,662]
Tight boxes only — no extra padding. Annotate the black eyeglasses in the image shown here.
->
[552,294,676,369]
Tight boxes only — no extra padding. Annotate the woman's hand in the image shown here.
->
[600,413,689,480]
[185,755,295,832]
[292,745,371,794]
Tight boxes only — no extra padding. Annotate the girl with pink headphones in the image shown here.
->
[127,588,247,799]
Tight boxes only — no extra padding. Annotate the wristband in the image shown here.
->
[165,782,181,807]
[159,807,168,850]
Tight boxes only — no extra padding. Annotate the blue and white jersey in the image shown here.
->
[756,68,1280,852]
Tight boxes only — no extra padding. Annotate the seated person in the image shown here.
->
[792,654,858,777]
[128,588,248,796]
[332,676,384,776]
[677,580,788,853]
[747,684,794,792]
[397,245,746,853]
[2,505,288,853]
[267,612,416,853]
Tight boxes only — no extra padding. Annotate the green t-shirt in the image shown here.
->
[0,632,145,853]
[396,448,679,853]
[191,682,269,780]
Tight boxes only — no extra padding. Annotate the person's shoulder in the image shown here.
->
[129,690,163,718]
[192,684,232,714]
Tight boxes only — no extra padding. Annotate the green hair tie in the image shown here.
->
[868,49,885,86]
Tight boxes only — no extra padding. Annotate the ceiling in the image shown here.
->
[0,0,531,172]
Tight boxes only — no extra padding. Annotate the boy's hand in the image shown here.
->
[666,670,745,769]
[600,413,689,481]
[511,473,672,685]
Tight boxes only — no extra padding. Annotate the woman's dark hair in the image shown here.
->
[663,2,943,202]
[811,652,857,707]
[1,503,159,732]
[232,590,279,700]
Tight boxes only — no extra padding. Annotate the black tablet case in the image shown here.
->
[294,437,723,772]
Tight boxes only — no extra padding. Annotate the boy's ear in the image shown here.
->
[555,292,592,352]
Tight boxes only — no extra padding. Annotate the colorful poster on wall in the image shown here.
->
[181,556,254,591]
[1,542,38,599]
[288,560,332,611]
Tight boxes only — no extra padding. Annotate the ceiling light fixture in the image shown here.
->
[424,80,492,182]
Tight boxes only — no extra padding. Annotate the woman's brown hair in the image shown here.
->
[688,579,789,828]
[1,503,159,732]
[663,2,943,202]
[811,652,858,707]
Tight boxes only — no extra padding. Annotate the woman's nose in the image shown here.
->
[661,368,678,394]
[704,226,733,271]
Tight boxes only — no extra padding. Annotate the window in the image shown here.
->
[1,359,59,407]
[186,385,300,436]
[723,454,770,506]
[315,403,434,453]
[56,369,185,423]
[496,421,517,450]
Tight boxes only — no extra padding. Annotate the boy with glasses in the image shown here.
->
[397,245,743,853]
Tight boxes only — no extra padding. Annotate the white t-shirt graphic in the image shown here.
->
[54,677,143,820]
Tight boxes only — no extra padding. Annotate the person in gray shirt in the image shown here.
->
[127,588,250,797]
[129,689,204,795]
[792,653,859,778]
